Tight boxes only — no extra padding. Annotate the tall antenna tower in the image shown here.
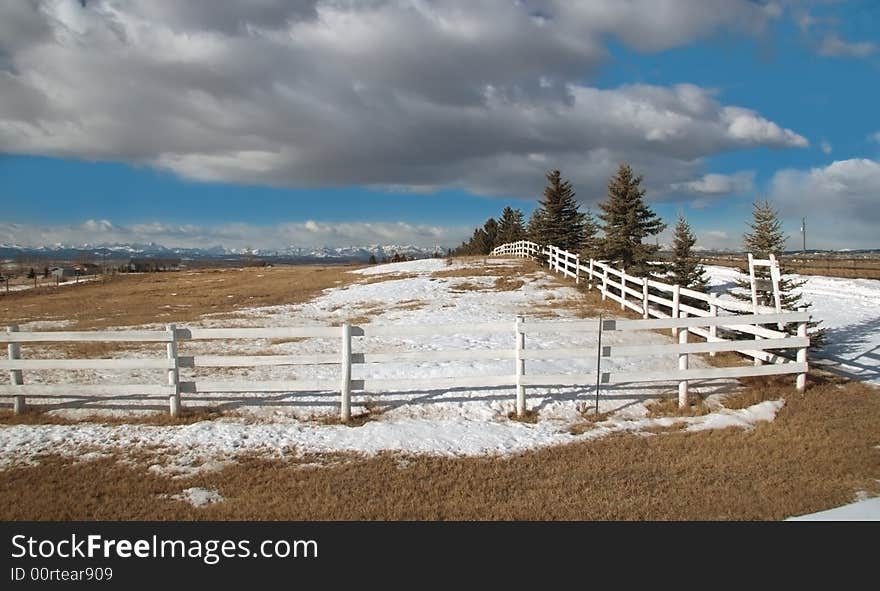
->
[800,217,806,253]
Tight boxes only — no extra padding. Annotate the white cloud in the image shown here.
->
[768,159,880,249]
[673,171,755,195]
[0,0,804,201]
[820,140,832,155]
[817,33,877,58]
[0,219,471,250]
[869,131,880,144]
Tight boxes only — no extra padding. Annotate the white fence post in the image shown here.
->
[166,323,180,417]
[642,281,649,319]
[671,284,680,338]
[601,265,607,301]
[708,293,718,357]
[515,316,526,417]
[7,325,25,414]
[575,255,580,285]
[340,323,352,422]
[619,267,626,310]
[678,327,689,409]
[796,309,808,392]
[588,259,594,290]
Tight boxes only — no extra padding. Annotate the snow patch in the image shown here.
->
[173,487,224,508]
[786,497,880,521]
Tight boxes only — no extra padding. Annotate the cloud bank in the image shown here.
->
[0,0,807,202]
[769,158,880,250]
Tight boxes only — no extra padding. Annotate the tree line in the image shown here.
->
[452,163,816,330]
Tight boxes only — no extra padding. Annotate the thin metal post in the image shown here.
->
[515,316,525,417]
[8,325,24,414]
[341,323,352,422]
[595,315,603,415]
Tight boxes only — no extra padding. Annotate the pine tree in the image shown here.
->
[368,254,378,265]
[482,218,499,253]
[670,214,709,291]
[733,201,805,309]
[734,201,822,341]
[496,206,526,245]
[527,208,545,244]
[531,170,588,252]
[597,163,666,276]
[580,209,601,260]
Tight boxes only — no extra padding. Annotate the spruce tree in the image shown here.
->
[733,201,806,310]
[580,209,601,260]
[597,163,666,276]
[734,201,822,341]
[531,169,588,252]
[527,208,546,244]
[670,214,709,291]
[496,206,526,245]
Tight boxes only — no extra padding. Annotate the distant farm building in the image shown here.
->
[127,258,182,272]
[50,267,77,280]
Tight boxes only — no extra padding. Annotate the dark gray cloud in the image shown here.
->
[0,0,808,206]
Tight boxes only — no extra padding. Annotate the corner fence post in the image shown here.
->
[678,327,689,409]
[7,325,25,414]
[619,267,626,310]
[575,255,580,285]
[708,293,718,357]
[796,309,808,393]
[166,324,180,417]
[341,323,352,422]
[671,284,680,339]
[515,316,526,417]
[642,281,649,319]
[588,259,594,290]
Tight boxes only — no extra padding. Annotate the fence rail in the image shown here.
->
[492,239,810,397]
[2,241,810,419]
[4,315,808,419]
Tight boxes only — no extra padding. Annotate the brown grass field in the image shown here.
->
[0,264,362,330]
[698,255,880,280]
[0,257,877,520]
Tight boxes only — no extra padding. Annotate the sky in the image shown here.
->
[1,0,878,251]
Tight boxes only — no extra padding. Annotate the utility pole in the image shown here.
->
[800,217,806,253]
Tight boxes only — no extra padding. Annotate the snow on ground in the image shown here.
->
[786,496,880,521]
[172,487,224,507]
[705,266,880,383]
[0,258,781,471]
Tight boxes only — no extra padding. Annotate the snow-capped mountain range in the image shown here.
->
[0,242,445,262]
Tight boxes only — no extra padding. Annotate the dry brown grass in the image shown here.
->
[645,394,712,418]
[0,265,362,330]
[2,378,877,521]
[700,255,880,280]
[356,272,420,285]
[507,409,539,423]
[0,405,226,426]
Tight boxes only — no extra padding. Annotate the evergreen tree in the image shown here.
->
[531,170,588,252]
[670,214,709,291]
[496,206,526,245]
[526,208,546,244]
[368,254,378,265]
[734,201,822,341]
[597,163,666,276]
[733,201,806,310]
[580,209,601,260]
[482,218,499,253]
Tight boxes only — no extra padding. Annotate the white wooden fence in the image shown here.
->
[3,310,808,419]
[492,239,810,387]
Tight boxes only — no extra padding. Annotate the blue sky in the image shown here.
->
[1,1,878,250]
